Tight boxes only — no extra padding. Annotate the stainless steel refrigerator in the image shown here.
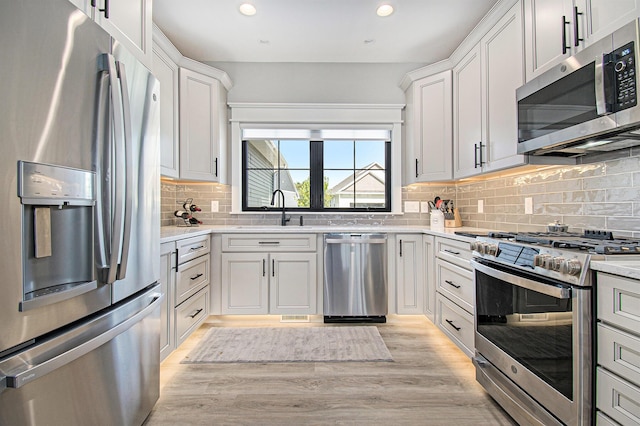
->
[0,0,161,424]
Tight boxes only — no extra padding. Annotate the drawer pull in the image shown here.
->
[189,245,205,251]
[188,308,203,319]
[190,273,204,281]
[445,319,461,331]
[445,280,461,289]
[258,241,280,245]
[444,249,461,255]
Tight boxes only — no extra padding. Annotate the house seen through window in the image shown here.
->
[242,130,391,212]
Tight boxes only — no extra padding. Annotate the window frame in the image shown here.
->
[242,139,391,213]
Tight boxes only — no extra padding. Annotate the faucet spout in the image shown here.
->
[270,189,290,226]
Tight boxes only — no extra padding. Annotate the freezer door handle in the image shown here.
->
[116,61,134,281]
[5,294,162,389]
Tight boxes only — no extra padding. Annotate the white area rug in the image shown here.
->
[181,326,393,363]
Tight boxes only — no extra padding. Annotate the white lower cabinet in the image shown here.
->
[596,271,640,425]
[396,234,424,314]
[434,236,475,358]
[423,235,436,321]
[220,234,318,315]
[159,235,211,361]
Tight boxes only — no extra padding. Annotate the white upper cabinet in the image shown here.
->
[454,1,525,178]
[481,1,526,173]
[153,45,180,178]
[524,0,640,81]
[67,0,152,69]
[453,44,483,179]
[179,67,227,182]
[404,71,453,183]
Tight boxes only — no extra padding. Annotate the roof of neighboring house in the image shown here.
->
[328,162,385,195]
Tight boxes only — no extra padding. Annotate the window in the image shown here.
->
[242,130,391,212]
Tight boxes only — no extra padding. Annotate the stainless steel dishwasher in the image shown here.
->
[323,233,388,323]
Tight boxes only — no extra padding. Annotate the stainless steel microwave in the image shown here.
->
[517,19,640,157]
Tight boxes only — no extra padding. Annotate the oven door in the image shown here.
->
[472,259,591,426]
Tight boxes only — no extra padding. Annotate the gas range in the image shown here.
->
[471,230,640,287]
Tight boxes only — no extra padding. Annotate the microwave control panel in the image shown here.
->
[612,41,637,111]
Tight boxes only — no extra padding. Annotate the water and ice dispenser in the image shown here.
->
[18,161,98,311]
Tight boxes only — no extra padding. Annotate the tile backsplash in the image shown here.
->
[162,154,640,237]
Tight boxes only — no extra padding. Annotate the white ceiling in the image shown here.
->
[153,0,501,64]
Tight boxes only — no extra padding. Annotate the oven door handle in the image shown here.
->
[471,260,571,299]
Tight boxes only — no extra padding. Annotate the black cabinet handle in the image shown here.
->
[189,308,203,319]
[445,319,461,331]
[174,249,179,271]
[573,7,583,47]
[272,259,275,277]
[445,280,461,289]
[91,0,96,6]
[98,0,110,18]
[478,141,485,166]
[214,158,218,177]
[562,15,570,54]
[190,273,204,281]
[444,249,460,255]
[399,240,403,257]
[262,259,266,277]
[189,245,204,251]
[415,158,419,178]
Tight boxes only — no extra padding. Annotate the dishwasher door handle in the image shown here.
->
[325,238,387,244]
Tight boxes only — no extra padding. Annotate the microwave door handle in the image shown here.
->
[471,260,571,299]
[595,57,613,115]
[104,54,126,285]
[115,61,133,281]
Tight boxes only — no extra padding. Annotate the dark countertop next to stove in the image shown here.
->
[591,260,640,280]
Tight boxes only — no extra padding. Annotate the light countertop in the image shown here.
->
[591,260,640,280]
[160,225,491,244]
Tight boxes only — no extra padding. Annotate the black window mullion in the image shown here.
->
[309,141,323,209]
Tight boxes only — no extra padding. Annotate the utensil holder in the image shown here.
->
[444,208,462,228]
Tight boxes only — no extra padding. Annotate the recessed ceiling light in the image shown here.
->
[239,3,257,16]
[376,4,394,17]
[364,39,376,44]
[259,39,270,44]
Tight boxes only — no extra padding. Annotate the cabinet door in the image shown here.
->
[94,0,152,69]
[453,44,483,179]
[524,0,574,81]
[582,0,640,47]
[221,253,268,314]
[482,1,526,173]
[423,235,435,321]
[411,71,453,182]
[159,242,175,361]
[66,0,92,14]
[396,235,424,314]
[270,253,317,315]
[153,45,180,178]
[179,68,221,182]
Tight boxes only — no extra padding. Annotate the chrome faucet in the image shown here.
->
[270,189,290,226]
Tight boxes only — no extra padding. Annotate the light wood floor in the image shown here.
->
[144,315,516,425]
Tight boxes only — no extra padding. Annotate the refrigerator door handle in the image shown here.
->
[94,65,110,270]
[5,293,163,389]
[116,61,133,281]
[104,53,126,285]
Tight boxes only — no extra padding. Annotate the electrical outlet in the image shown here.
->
[211,200,219,212]
[524,197,533,215]
[477,200,484,213]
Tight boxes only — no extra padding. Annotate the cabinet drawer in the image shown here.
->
[176,254,210,306]
[436,258,474,313]
[597,367,640,426]
[435,293,474,358]
[222,234,316,252]
[597,273,640,335]
[176,235,210,264]
[435,237,473,270]
[176,287,209,346]
[598,323,640,389]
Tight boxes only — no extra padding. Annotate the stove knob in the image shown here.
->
[470,242,481,253]
[560,259,582,276]
[486,244,498,256]
[552,257,565,272]
[534,254,551,268]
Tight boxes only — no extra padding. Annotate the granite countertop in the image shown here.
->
[591,260,640,280]
[160,224,491,244]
